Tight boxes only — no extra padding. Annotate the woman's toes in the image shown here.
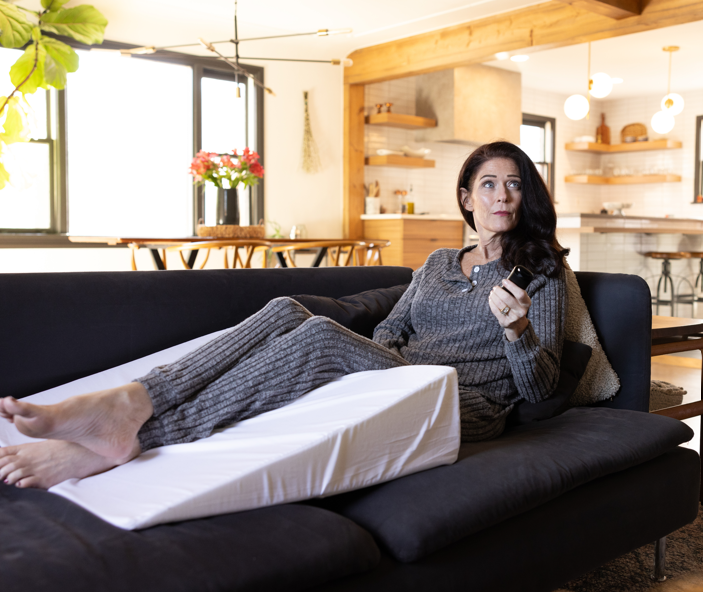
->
[3,465,26,485]
[15,476,39,488]
[0,459,17,480]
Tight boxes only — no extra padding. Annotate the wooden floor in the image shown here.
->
[652,357,701,454]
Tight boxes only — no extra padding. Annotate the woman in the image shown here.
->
[0,141,568,489]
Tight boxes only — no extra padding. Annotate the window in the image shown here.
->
[0,40,264,236]
[695,115,703,203]
[201,72,247,227]
[0,49,56,232]
[67,52,194,236]
[520,114,556,200]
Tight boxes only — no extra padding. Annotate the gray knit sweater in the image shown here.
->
[373,246,567,441]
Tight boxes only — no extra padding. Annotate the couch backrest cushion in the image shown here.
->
[291,284,409,339]
[2,267,413,399]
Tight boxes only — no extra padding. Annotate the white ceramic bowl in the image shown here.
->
[402,146,431,158]
[603,202,632,215]
[376,149,404,156]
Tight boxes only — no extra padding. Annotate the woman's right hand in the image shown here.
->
[488,278,531,342]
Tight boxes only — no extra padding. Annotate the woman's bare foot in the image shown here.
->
[0,383,153,460]
[0,440,137,489]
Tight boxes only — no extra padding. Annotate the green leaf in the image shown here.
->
[0,2,33,48]
[40,5,108,45]
[41,37,78,89]
[41,0,71,11]
[9,43,47,94]
[0,159,10,190]
[0,97,29,144]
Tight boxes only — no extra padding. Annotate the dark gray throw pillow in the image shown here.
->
[507,339,593,427]
[291,284,409,339]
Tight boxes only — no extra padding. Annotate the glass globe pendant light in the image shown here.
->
[651,109,675,134]
[661,93,684,116]
[590,72,613,98]
[564,43,591,121]
[564,94,590,120]
[652,46,683,134]
[563,42,613,120]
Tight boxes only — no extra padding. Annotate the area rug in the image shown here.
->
[556,505,703,592]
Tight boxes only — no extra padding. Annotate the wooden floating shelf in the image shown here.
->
[365,155,435,168]
[365,112,437,130]
[565,140,682,153]
[565,174,682,185]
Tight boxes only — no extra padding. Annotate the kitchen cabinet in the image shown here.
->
[363,216,464,269]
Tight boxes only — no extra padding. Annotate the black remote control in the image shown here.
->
[502,265,534,295]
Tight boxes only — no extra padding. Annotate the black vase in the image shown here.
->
[216,186,240,226]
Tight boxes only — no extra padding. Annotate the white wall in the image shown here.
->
[255,59,344,241]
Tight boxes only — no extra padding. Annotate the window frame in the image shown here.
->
[521,113,556,200]
[695,114,703,204]
[0,36,264,238]
[0,85,61,234]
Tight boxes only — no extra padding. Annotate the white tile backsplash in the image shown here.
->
[364,77,473,216]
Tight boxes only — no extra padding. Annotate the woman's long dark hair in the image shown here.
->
[456,141,568,277]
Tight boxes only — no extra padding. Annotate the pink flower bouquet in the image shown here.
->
[189,148,264,189]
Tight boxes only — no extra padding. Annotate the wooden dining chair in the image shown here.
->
[357,240,391,266]
[129,243,170,271]
[167,240,273,270]
[271,241,362,268]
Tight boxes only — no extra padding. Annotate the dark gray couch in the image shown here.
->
[0,266,699,592]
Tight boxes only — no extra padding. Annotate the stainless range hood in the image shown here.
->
[415,64,522,146]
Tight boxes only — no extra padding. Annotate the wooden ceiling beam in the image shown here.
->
[344,0,703,85]
[556,0,642,20]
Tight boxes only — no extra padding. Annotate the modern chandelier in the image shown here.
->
[103,0,353,97]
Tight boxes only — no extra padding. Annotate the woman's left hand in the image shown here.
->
[489,278,531,342]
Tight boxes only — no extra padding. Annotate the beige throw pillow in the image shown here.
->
[564,267,621,406]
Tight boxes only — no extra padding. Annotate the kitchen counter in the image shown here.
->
[557,213,703,234]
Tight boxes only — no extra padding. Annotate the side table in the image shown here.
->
[651,315,703,501]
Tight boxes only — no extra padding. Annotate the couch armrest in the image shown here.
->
[575,272,651,412]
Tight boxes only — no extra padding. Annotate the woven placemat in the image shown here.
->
[196,224,265,239]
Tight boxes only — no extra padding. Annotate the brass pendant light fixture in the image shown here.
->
[652,46,683,135]
[564,42,614,121]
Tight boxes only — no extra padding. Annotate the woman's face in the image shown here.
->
[459,157,522,242]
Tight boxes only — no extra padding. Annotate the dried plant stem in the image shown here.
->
[300,91,321,174]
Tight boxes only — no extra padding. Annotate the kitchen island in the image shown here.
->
[557,214,703,286]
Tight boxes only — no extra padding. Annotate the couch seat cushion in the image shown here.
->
[316,407,693,563]
[0,486,379,592]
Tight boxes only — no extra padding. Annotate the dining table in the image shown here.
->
[68,236,339,269]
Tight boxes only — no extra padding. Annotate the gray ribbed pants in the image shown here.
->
[136,297,408,451]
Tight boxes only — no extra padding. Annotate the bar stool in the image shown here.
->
[643,251,692,315]
[686,252,703,301]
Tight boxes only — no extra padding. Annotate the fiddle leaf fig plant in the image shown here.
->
[0,0,107,188]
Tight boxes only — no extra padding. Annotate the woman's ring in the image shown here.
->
[500,305,511,315]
